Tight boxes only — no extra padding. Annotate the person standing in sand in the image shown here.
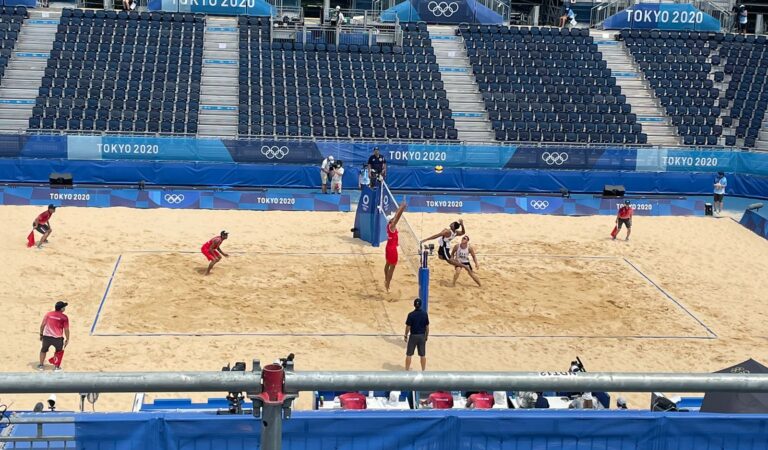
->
[202,231,230,275]
[451,236,481,287]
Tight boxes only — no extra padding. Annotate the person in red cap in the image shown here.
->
[31,204,56,249]
[202,231,229,275]
[466,391,494,409]
[339,392,367,409]
[421,391,454,409]
[38,301,69,371]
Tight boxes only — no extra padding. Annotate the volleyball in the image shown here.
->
[435,165,444,174]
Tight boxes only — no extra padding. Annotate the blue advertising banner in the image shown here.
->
[147,0,274,16]
[405,194,706,216]
[0,186,351,212]
[6,134,768,179]
[602,3,721,31]
[739,209,768,240]
[380,0,503,24]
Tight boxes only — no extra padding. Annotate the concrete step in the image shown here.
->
[0,118,30,131]
[447,102,486,112]
[0,88,37,97]
[446,93,482,102]
[0,79,41,89]
[444,84,479,93]
[0,102,35,109]
[204,41,238,50]
[200,86,238,95]
[455,122,492,131]
[197,124,237,136]
[203,51,239,60]
[3,68,45,78]
[457,130,495,142]
[435,50,466,58]
[0,108,31,119]
[199,115,238,125]
[202,67,238,77]
[200,94,238,104]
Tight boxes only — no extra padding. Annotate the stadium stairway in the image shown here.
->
[428,25,495,144]
[757,112,768,150]
[198,16,238,137]
[593,30,680,147]
[0,9,58,133]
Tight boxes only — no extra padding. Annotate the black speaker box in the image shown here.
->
[603,184,625,197]
[49,172,73,187]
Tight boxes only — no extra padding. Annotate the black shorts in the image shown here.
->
[714,193,725,202]
[406,334,426,357]
[437,244,451,261]
[41,336,64,353]
[35,223,50,234]
[617,218,632,229]
[460,261,473,270]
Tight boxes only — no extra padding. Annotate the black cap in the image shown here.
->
[624,199,631,205]
[55,301,68,311]
[48,204,56,210]
[220,230,229,238]
[413,298,422,309]
[718,171,725,176]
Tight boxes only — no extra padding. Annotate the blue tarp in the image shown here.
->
[57,410,768,450]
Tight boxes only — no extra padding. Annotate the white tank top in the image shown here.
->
[457,245,470,263]
[438,230,457,247]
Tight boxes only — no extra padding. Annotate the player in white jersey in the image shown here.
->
[421,219,465,265]
[450,235,481,287]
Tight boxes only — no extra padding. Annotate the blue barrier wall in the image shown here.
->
[4,159,768,199]
[739,209,768,240]
[0,186,351,211]
[66,410,768,450]
[146,0,275,16]
[2,135,765,173]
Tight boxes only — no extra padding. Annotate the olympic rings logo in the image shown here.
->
[260,145,289,160]
[530,200,549,210]
[362,194,370,206]
[427,1,459,17]
[541,152,569,165]
[164,194,185,204]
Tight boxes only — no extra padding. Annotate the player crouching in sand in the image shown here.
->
[451,236,481,287]
[202,231,230,275]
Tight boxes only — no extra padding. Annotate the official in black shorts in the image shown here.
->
[404,298,429,371]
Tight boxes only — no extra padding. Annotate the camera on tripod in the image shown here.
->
[422,243,435,256]
[569,357,586,373]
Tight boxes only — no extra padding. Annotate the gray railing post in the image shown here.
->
[250,362,297,450]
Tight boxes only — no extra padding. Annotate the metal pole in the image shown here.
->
[261,401,283,450]
[1,371,768,394]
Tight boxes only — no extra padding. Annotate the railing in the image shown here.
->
[269,21,401,47]
[2,367,768,450]
[688,0,733,31]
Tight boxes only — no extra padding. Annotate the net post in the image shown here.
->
[418,249,429,312]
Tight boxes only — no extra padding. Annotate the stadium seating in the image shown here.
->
[0,6,27,86]
[461,25,645,145]
[237,21,458,140]
[712,33,768,148]
[29,9,204,134]
[622,30,768,147]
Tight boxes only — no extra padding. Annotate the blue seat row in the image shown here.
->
[238,124,458,140]
[30,117,198,134]
[495,129,647,145]
[62,8,203,22]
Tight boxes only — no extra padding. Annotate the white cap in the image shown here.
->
[328,155,334,160]
[387,213,396,221]
[336,5,341,9]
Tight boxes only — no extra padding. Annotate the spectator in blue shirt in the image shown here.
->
[404,298,429,371]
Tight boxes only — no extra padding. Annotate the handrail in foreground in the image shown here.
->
[0,370,768,393]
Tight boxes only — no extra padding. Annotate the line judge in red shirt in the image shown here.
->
[201,231,229,275]
[339,392,367,410]
[32,204,56,249]
[466,391,494,409]
[614,199,633,241]
[421,391,454,409]
[38,301,69,371]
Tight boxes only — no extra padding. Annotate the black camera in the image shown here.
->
[221,362,247,414]
[569,357,586,373]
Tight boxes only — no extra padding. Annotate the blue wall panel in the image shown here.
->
[68,411,768,450]
[739,210,768,240]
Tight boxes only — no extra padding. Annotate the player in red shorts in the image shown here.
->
[384,202,406,292]
[32,204,56,249]
[202,231,229,275]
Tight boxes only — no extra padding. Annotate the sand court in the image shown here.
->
[2,205,768,412]
[94,251,712,340]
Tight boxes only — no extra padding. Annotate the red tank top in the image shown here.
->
[206,236,221,249]
[386,224,398,247]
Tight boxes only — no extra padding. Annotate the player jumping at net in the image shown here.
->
[30,204,56,249]
[384,202,407,293]
[421,219,465,265]
[451,235,481,287]
[201,231,230,275]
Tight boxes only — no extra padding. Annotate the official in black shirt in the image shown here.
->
[404,298,429,371]
[367,147,387,185]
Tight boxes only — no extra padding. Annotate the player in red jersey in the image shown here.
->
[32,204,56,249]
[614,199,633,241]
[384,203,406,293]
[202,231,229,275]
